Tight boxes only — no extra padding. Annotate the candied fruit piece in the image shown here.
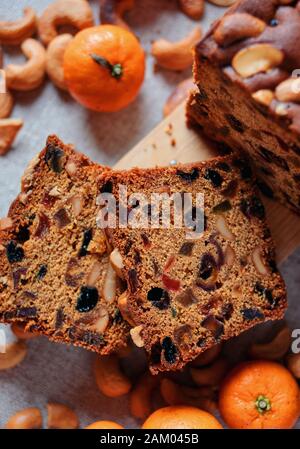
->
[201,315,224,340]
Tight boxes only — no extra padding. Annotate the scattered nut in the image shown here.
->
[89,230,107,255]
[118,290,135,326]
[102,261,117,303]
[214,13,265,47]
[286,353,300,379]
[275,102,289,116]
[130,325,144,348]
[151,27,202,71]
[6,407,42,429]
[249,326,291,360]
[0,91,14,119]
[5,38,46,91]
[0,217,13,230]
[216,215,234,241]
[100,0,135,31]
[65,158,77,176]
[46,33,73,90]
[275,77,300,103]
[208,0,236,5]
[190,343,223,367]
[0,118,23,156]
[232,44,284,78]
[47,403,79,429]
[252,246,269,276]
[86,261,103,286]
[94,354,132,397]
[178,0,204,20]
[0,341,27,370]
[0,7,37,46]
[91,307,109,333]
[163,77,195,117]
[224,244,235,266]
[69,194,83,217]
[11,323,37,340]
[109,247,124,278]
[38,0,94,46]
[252,89,274,107]
[190,357,229,386]
[160,378,217,414]
[129,372,160,420]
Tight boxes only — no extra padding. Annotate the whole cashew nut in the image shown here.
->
[38,0,95,46]
[0,90,14,119]
[213,13,266,47]
[178,0,205,20]
[94,354,132,398]
[0,7,37,46]
[190,357,229,386]
[249,326,291,360]
[47,403,79,429]
[100,0,135,31]
[0,340,27,370]
[46,33,73,90]
[208,0,236,5]
[6,407,42,429]
[151,27,202,71]
[11,322,37,340]
[129,372,160,420]
[0,118,23,156]
[5,38,46,91]
[163,77,195,117]
[190,342,223,367]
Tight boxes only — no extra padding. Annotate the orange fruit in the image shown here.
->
[64,25,145,112]
[219,360,300,429]
[85,420,124,429]
[142,406,223,429]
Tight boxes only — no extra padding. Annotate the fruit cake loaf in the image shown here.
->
[97,156,287,373]
[0,135,129,354]
[187,0,300,214]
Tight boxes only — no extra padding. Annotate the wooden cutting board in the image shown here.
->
[115,102,300,263]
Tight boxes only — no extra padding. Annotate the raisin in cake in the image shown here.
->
[0,136,129,353]
[98,156,287,373]
[187,0,300,214]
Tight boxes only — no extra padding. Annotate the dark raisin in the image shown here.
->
[124,239,133,254]
[37,264,47,280]
[150,342,162,365]
[76,286,99,312]
[80,331,104,346]
[17,307,37,318]
[257,180,274,199]
[6,241,24,263]
[162,337,178,364]
[12,267,27,289]
[221,180,238,198]
[241,308,264,320]
[147,287,170,310]
[259,146,289,171]
[55,308,65,329]
[212,200,232,214]
[269,259,278,273]
[204,169,223,187]
[216,141,233,155]
[269,19,278,26]
[15,224,30,243]
[216,162,231,172]
[128,269,138,293]
[225,114,245,133]
[176,168,199,183]
[254,282,277,308]
[197,337,206,347]
[113,309,123,324]
[240,196,265,219]
[221,303,234,320]
[53,208,70,229]
[100,181,113,194]
[134,250,142,264]
[199,253,217,280]
[174,324,191,349]
[45,144,65,173]
[179,242,195,256]
[78,229,93,256]
[233,159,252,180]
[201,315,224,339]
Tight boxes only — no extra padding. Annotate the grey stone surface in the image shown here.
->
[0,0,299,429]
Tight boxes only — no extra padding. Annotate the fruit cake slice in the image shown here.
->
[187,0,300,214]
[98,155,287,373]
[0,135,129,354]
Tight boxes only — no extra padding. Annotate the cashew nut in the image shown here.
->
[129,372,160,420]
[0,91,14,119]
[118,290,135,326]
[252,89,274,107]
[5,39,46,91]
[102,261,117,303]
[6,407,42,429]
[160,378,217,414]
[286,353,300,379]
[0,7,37,46]
[208,0,237,5]
[214,13,266,47]
[100,0,135,31]
[163,77,195,117]
[109,247,124,278]
[151,27,202,71]
[275,77,300,103]
[0,118,23,156]
[252,246,269,276]
[190,343,223,367]
[232,44,284,78]
[94,354,132,397]
[38,0,95,46]
[46,34,73,90]
[11,322,37,340]
[47,403,79,429]
[0,217,13,230]
[130,325,144,348]
[249,326,291,360]
[178,0,204,20]
[190,357,229,386]
[0,340,27,370]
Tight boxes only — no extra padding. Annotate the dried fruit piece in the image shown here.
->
[6,241,24,263]
[78,229,93,256]
[76,286,99,312]
[176,167,199,182]
[45,144,65,173]
[204,169,223,187]
[201,315,224,340]
[241,308,264,321]
[162,337,178,364]
[147,287,170,310]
